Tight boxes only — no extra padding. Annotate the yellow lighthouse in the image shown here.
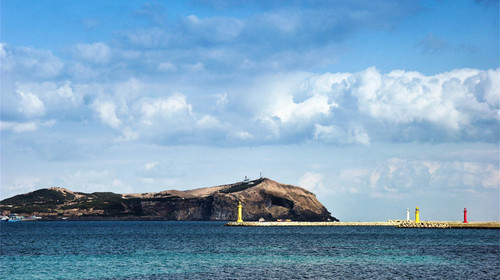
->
[237,201,243,223]
[415,206,420,223]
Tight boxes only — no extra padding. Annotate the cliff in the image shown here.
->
[0,178,337,221]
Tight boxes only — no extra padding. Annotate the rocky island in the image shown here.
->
[0,178,337,222]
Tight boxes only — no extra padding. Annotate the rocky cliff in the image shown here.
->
[0,178,338,221]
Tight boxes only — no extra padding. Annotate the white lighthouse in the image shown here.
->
[406,208,410,221]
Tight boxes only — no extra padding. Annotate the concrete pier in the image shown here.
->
[396,221,500,229]
[225,221,500,229]
[226,221,399,227]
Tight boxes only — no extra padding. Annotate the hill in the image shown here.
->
[0,178,338,221]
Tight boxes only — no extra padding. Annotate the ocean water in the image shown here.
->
[1,221,499,279]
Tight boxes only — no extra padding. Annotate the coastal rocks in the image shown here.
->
[0,178,337,222]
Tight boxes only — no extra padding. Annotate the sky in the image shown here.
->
[1,0,499,221]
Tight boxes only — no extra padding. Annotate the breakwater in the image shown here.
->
[226,221,398,227]
[225,221,500,229]
[396,221,500,229]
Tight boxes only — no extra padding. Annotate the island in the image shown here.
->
[0,178,338,222]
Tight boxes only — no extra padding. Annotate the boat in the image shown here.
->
[2,214,42,222]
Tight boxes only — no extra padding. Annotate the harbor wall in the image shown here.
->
[225,221,500,229]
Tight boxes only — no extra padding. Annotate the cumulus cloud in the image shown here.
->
[1,120,55,133]
[141,93,193,123]
[238,67,498,144]
[116,128,139,142]
[16,81,79,106]
[157,62,177,72]
[314,124,344,143]
[0,81,83,127]
[299,172,325,193]
[0,43,63,78]
[348,125,371,145]
[3,54,498,146]
[196,115,224,130]
[63,170,132,194]
[317,155,499,202]
[73,42,113,64]
[351,67,499,130]
[17,91,46,118]
[358,158,498,197]
[2,3,491,147]
[313,124,370,145]
[246,72,338,142]
[230,131,253,140]
[93,100,121,129]
[1,121,38,133]
[1,176,43,199]
[2,35,498,147]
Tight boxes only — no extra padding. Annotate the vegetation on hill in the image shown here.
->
[60,192,125,215]
[1,189,74,214]
[1,190,126,216]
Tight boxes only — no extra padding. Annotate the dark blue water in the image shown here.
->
[1,221,499,279]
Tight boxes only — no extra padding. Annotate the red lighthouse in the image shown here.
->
[463,208,468,223]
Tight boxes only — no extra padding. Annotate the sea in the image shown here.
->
[1,221,499,280]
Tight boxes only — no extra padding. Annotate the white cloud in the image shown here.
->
[1,177,43,199]
[313,123,370,145]
[141,93,192,120]
[422,161,441,176]
[132,93,207,142]
[215,93,228,108]
[1,44,63,78]
[157,62,177,72]
[348,125,370,145]
[196,115,223,129]
[482,164,500,188]
[231,131,253,140]
[67,62,98,80]
[483,69,500,107]
[17,91,46,118]
[74,42,112,64]
[55,82,75,99]
[333,158,500,198]
[3,47,497,147]
[1,121,38,133]
[116,128,139,142]
[314,124,344,143]
[251,72,338,135]
[144,162,159,171]
[352,67,499,130]
[339,168,371,194]
[93,100,122,129]
[63,170,132,193]
[1,120,54,133]
[16,81,79,107]
[0,43,6,57]
[228,67,497,145]
[299,172,325,193]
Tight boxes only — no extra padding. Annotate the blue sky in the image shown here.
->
[1,0,499,221]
